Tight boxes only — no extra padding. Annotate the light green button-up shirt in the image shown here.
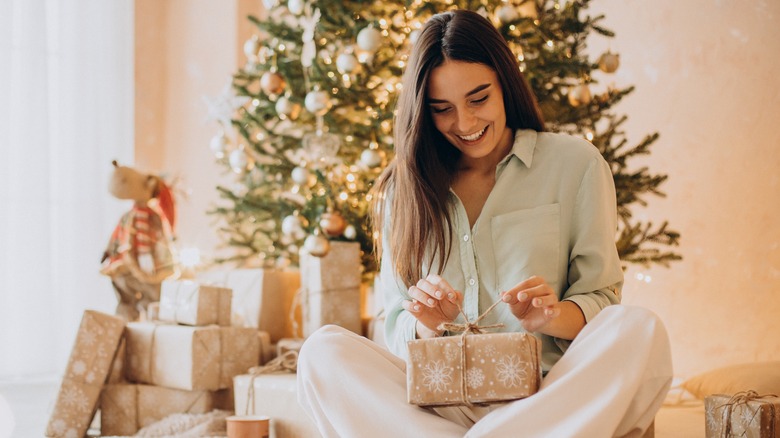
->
[381,129,623,371]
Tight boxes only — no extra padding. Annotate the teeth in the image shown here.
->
[458,127,486,141]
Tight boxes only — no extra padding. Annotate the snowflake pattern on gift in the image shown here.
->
[466,367,485,389]
[80,330,97,347]
[704,405,720,433]
[483,344,499,358]
[85,371,96,384]
[71,360,86,376]
[410,349,423,364]
[422,360,453,393]
[443,341,460,362]
[495,354,528,388]
[736,404,759,435]
[50,419,67,435]
[486,389,498,399]
[64,428,79,438]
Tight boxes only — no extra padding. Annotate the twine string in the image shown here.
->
[715,390,778,437]
[245,350,299,415]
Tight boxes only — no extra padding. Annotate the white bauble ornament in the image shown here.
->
[260,71,286,95]
[343,224,357,240]
[291,166,310,185]
[304,89,333,116]
[496,4,519,24]
[357,26,382,52]
[210,131,229,158]
[336,53,359,74]
[275,96,302,120]
[281,214,303,234]
[568,84,592,107]
[409,29,421,45]
[360,148,383,168]
[263,0,280,9]
[598,51,620,73]
[303,232,330,257]
[319,211,347,238]
[287,0,304,15]
[243,35,261,58]
[229,148,250,173]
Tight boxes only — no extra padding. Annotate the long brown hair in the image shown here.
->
[371,9,545,288]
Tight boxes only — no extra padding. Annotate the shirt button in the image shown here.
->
[463,234,469,242]
[468,278,476,286]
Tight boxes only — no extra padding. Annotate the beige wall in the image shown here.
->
[135,0,780,379]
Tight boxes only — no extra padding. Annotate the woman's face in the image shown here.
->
[427,60,513,167]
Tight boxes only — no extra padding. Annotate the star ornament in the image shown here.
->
[202,80,251,128]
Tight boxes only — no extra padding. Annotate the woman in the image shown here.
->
[298,9,672,437]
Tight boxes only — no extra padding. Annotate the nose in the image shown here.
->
[455,108,477,133]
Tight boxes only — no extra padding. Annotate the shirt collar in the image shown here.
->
[497,129,537,172]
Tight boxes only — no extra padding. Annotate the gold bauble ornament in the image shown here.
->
[319,211,347,237]
[568,84,592,107]
[598,51,620,73]
[260,71,286,96]
[303,231,330,257]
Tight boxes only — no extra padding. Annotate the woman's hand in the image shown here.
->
[401,274,463,338]
[501,275,561,333]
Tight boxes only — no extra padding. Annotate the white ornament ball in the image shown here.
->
[336,53,359,74]
[357,26,383,52]
[291,166,310,185]
[287,0,304,15]
[275,96,301,120]
[281,215,306,239]
[496,4,520,24]
[343,224,357,240]
[598,51,620,73]
[303,233,330,257]
[409,29,421,45]
[260,71,286,95]
[304,90,333,116]
[229,148,250,173]
[263,0,280,10]
[360,148,383,168]
[243,35,261,58]
[568,84,593,107]
[210,132,229,158]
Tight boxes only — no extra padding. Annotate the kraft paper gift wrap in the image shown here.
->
[45,310,125,438]
[125,322,260,391]
[234,373,320,438]
[158,279,232,326]
[705,392,780,438]
[100,383,232,436]
[299,241,362,336]
[407,332,542,407]
[197,268,300,342]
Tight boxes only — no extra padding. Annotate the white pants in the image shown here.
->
[297,305,672,438]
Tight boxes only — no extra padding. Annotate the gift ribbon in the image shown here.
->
[245,350,300,415]
[714,390,778,437]
[436,300,505,407]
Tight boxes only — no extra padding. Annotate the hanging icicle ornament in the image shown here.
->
[210,131,230,158]
[319,210,347,237]
[299,7,321,68]
[598,51,620,73]
[568,83,592,107]
[303,229,330,257]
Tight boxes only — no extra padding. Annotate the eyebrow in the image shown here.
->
[428,83,492,104]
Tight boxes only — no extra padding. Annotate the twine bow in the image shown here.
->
[435,300,505,406]
[245,350,300,415]
[715,390,778,437]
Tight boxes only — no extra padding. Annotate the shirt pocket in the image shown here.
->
[490,203,560,292]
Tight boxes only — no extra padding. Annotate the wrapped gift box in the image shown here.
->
[299,242,362,337]
[158,279,232,326]
[406,332,541,407]
[45,310,125,438]
[197,268,300,342]
[100,383,232,436]
[705,393,780,437]
[125,322,260,391]
[234,373,321,438]
[276,338,305,359]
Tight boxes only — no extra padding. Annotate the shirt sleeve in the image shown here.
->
[562,154,623,326]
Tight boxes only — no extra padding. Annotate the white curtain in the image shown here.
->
[0,0,134,379]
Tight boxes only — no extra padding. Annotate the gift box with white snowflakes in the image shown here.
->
[45,310,126,438]
[158,279,232,326]
[125,322,260,391]
[406,332,541,407]
[705,392,780,437]
[100,383,232,436]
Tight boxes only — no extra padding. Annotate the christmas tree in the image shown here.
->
[206,0,680,275]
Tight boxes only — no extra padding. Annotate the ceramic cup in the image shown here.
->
[226,415,270,438]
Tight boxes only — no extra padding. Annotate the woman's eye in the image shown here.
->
[471,95,488,105]
[431,106,451,114]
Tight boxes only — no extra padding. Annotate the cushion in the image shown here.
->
[681,361,780,399]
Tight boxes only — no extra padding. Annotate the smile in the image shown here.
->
[457,126,487,142]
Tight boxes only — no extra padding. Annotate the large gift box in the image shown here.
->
[234,373,321,438]
[125,322,260,391]
[100,383,232,436]
[406,332,541,407]
[299,241,362,337]
[705,392,780,437]
[197,268,300,342]
[158,279,232,326]
[45,310,125,438]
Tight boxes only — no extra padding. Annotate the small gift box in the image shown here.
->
[158,279,232,326]
[276,338,305,358]
[406,302,542,407]
[705,391,780,437]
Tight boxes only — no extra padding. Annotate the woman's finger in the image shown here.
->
[416,278,445,300]
[408,286,437,308]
